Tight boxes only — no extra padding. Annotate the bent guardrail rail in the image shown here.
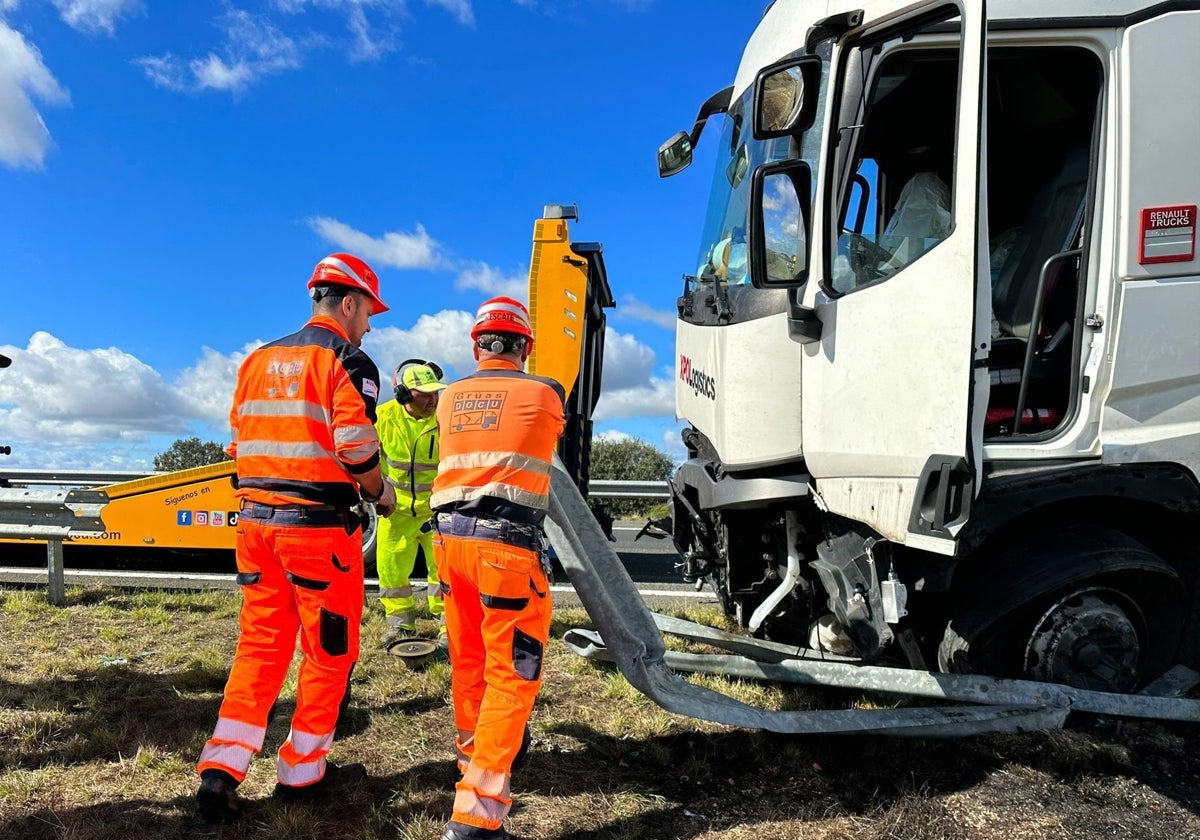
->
[0,487,108,605]
[545,456,1200,736]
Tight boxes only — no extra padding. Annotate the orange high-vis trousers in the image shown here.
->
[197,515,363,787]
[434,529,552,831]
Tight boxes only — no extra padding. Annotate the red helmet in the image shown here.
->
[307,253,389,315]
[470,296,533,342]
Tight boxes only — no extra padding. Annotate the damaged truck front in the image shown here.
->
[654,0,1200,704]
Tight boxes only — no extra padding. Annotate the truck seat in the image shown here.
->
[991,145,1089,340]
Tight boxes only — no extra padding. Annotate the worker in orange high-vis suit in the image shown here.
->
[193,253,398,828]
[430,296,565,840]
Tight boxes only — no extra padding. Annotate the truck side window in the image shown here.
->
[830,39,960,295]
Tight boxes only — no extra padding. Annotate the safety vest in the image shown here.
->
[377,399,440,519]
[229,314,382,508]
[431,359,566,525]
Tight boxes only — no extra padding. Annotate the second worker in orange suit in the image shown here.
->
[193,253,398,828]
[430,296,565,840]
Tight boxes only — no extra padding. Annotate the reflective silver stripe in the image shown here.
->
[289,729,334,757]
[379,587,411,599]
[430,482,548,511]
[239,399,330,424]
[341,440,379,461]
[198,741,255,774]
[335,424,377,445]
[411,461,438,471]
[475,300,531,331]
[318,255,370,294]
[236,440,336,460]
[212,717,267,750]
[386,613,416,628]
[438,451,550,475]
[385,457,410,470]
[277,755,325,786]
[413,482,433,493]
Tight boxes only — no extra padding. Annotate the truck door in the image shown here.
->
[801,0,988,552]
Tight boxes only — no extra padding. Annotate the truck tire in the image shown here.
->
[937,527,1184,692]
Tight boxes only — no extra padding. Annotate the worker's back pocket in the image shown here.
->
[477,545,538,611]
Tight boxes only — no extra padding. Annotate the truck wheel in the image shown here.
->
[361,505,379,577]
[937,532,1184,693]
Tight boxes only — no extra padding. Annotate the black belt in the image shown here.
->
[240,502,353,528]
[433,511,542,552]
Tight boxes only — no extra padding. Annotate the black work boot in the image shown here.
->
[194,768,243,825]
[441,821,512,840]
[511,724,532,773]
[272,760,367,801]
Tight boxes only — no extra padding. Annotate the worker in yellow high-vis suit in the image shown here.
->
[376,360,447,650]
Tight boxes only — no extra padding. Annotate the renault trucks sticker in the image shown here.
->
[679,355,717,400]
[1140,205,1196,264]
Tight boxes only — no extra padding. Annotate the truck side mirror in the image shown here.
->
[658,131,693,178]
[750,159,812,289]
[753,56,821,139]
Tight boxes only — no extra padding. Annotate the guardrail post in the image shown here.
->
[47,538,65,606]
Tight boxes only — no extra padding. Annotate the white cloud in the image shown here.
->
[274,0,412,61]
[362,309,477,385]
[595,429,632,443]
[309,217,443,270]
[0,332,195,441]
[175,343,260,423]
[426,0,474,25]
[50,0,141,36]
[618,294,676,330]
[0,333,258,468]
[661,425,686,460]
[137,11,300,94]
[0,22,70,169]
[593,328,674,420]
[454,261,528,300]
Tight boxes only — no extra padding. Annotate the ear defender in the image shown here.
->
[393,358,443,405]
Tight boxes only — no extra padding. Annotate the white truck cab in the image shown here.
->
[661,0,1200,692]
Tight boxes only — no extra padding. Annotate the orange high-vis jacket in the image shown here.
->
[228,314,383,508]
[431,359,565,525]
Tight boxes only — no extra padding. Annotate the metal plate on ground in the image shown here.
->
[387,638,437,663]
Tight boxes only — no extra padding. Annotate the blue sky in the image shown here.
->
[0,0,757,470]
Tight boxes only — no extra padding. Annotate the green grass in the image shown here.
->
[0,585,1196,839]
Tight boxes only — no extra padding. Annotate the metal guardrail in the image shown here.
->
[588,479,670,500]
[0,487,109,605]
[0,469,158,487]
[1,470,671,499]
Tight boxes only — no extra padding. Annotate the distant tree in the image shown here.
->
[589,437,675,518]
[154,437,228,472]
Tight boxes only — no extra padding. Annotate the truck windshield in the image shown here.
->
[694,46,829,287]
